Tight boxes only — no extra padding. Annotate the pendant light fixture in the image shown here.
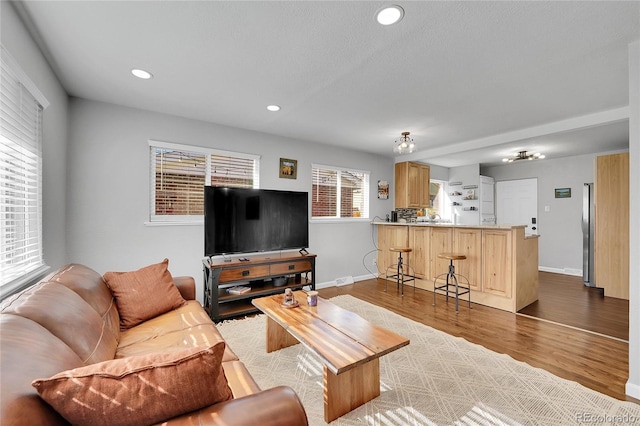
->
[393,131,416,154]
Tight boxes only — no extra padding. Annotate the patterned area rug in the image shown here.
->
[216,295,640,425]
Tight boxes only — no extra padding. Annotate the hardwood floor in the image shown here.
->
[518,271,629,341]
[317,277,634,402]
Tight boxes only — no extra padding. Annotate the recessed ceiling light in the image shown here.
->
[131,68,153,79]
[376,5,404,26]
[266,105,281,112]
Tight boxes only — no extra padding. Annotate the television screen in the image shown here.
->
[204,187,309,257]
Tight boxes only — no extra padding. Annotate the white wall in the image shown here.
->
[427,164,449,182]
[67,98,394,302]
[449,164,480,225]
[482,151,626,275]
[1,2,69,271]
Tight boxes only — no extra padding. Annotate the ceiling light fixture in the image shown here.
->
[131,68,153,79]
[393,131,416,154]
[266,105,281,112]
[502,150,545,163]
[376,5,404,25]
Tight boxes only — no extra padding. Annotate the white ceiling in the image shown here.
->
[13,1,639,167]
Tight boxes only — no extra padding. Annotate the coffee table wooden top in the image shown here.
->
[251,291,410,375]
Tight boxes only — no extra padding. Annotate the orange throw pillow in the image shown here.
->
[32,343,233,426]
[104,259,186,329]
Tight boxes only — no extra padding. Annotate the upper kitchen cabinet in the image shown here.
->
[395,161,430,208]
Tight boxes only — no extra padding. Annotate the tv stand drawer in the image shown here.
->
[219,265,270,282]
[270,260,313,275]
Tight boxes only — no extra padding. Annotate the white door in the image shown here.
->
[496,178,538,235]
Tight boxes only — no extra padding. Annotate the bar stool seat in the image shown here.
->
[385,247,415,296]
[433,252,471,313]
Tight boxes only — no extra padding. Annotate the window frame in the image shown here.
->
[310,163,370,223]
[0,45,50,296]
[147,140,260,225]
[429,179,452,221]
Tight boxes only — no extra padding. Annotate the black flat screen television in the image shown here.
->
[204,187,309,257]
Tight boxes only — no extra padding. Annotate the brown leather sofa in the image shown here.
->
[0,264,308,425]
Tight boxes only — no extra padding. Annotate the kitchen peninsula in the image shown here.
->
[375,222,539,313]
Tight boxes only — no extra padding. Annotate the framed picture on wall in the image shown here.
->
[555,188,571,198]
[378,180,389,199]
[279,158,297,179]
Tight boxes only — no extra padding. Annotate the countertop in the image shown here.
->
[372,220,536,233]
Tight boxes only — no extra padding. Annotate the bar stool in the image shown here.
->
[432,252,471,313]
[385,247,415,296]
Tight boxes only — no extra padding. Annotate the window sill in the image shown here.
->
[1,264,50,300]
[144,221,204,227]
[310,218,371,224]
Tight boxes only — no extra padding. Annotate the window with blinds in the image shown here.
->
[149,141,259,222]
[312,164,369,219]
[1,47,47,290]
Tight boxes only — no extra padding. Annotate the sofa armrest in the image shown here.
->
[160,386,308,425]
[173,276,196,300]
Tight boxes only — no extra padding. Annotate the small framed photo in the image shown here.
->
[378,180,389,199]
[279,158,297,179]
[555,188,571,198]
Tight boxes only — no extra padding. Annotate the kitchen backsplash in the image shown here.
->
[395,208,417,222]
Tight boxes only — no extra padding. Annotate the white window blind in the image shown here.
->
[312,164,369,219]
[1,47,46,289]
[149,141,259,222]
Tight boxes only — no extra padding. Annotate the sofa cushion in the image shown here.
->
[32,342,233,426]
[1,281,118,364]
[47,264,121,342]
[104,259,186,330]
[116,300,239,362]
[0,315,84,425]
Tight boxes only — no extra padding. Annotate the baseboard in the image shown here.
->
[539,266,583,277]
[315,272,378,289]
[315,281,335,289]
[626,381,640,401]
[354,273,377,282]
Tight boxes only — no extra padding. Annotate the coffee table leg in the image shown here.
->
[323,358,380,423]
[265,316,300,353]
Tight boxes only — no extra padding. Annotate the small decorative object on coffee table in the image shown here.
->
[281,288,299,308]
[306,290,318,307]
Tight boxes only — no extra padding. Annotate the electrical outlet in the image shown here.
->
[372,259,377,266]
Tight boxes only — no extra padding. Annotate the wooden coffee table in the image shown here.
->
[252,291,410,422]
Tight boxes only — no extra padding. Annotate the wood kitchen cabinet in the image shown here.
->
[409,226,430,279]
[482,229,513,298]
[430,227,452,283]
[453,228,482,291]
[377,225,409,276]
[375,223,537,312]
[395,161,430,208]
[594,152,629,300]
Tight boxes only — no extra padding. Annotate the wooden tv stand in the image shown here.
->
[202,251,316,322]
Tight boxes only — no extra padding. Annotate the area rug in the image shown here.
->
[216,295,640,425]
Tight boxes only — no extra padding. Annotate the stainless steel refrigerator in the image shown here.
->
[583,183,596,287]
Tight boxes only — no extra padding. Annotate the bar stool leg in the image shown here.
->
[449,260,455,309]
[397,253,404,297]
[453,270,459,313]
[433,276,437,306]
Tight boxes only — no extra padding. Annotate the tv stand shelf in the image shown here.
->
[203,252,316,322]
